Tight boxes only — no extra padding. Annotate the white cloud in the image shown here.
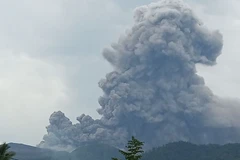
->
[0,0,128,55]
[0,49,67,145]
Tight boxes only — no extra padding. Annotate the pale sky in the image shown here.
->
[0,0,240,146]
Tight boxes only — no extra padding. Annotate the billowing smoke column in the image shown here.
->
[39,0,240,151]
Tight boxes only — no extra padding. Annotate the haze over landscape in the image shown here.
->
[1,0,240,154]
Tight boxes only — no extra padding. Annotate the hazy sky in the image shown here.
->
[1,0,240,146]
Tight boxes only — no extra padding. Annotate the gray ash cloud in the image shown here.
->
[38,0,240,151]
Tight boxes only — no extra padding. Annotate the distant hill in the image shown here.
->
[8,143,70,160]
[8,142,121,160]
[71,142,123,160]
[7,141,240,160]
[142,141,240,160]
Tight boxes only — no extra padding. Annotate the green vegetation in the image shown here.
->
[142,141,240,160]
[8,141,240,160]
[0,143,16,160]
[112,136,144,160]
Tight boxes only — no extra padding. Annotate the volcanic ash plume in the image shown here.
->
[38,0,240,151]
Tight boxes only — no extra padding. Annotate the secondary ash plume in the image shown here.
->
[38,0,240,151]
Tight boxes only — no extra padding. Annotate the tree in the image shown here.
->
[112,136,144,160]
[0,143,16,160]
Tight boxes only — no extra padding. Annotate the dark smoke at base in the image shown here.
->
[38,0,240,151]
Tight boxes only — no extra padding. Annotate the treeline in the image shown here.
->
[3,138,240,160]
[142,141,240,160]
[114,138,240,160]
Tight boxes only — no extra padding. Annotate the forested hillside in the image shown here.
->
[143,141,240,160]
[8,141,240,160]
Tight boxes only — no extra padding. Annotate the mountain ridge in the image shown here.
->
[7,141,240,160]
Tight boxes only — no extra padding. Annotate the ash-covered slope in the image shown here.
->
[8,143,70,160]
[39,0,240,151]
[8,142,120,160]
[70,142,123,160]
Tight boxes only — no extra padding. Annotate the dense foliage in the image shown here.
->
[143,141,240,160]
[112,136,144,160]
[0,143,16,160]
